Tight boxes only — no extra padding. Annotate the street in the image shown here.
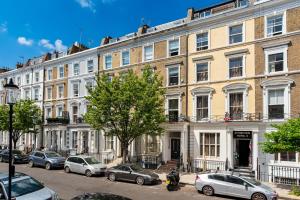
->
[0,163,234,200]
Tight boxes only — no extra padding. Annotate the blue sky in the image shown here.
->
[0,0,225,68]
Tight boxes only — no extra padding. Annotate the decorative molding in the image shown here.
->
[191,86,215,96]
[224,48,249,57]
[192,55,213,62]
[261,77,294,87]
[261,40,291,49]
[222,82,251,92]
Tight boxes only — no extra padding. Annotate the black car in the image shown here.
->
[106,164,160,185]
[0,149,29,164]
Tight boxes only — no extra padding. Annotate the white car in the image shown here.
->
[64,155,107,177]
[0,172,58,200]
[195,172,278,200]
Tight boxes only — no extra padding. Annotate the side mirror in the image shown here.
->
[129,170,133,173]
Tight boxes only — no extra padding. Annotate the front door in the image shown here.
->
[236,140,251,167]
[171,138,180,160]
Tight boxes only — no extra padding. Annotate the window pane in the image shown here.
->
[268,53,284,72]
[229,93,243,120]
[122,51,130,65]
[169,39,179,56]
[197,33,208,51]
[229,25,243,44]
[267,15,283,36]
[169,67,179,86]
[196,63,208,81]
[229,57,243,78]
[144,45,153,61]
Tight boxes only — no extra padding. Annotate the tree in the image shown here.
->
[84,66,166,163]
[261,118,300,154]
[0,100,42,149]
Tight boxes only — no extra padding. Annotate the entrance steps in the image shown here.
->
[156,160,178,173]
[233,167,255,178]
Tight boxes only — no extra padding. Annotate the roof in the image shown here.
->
[0,172,28,183]
[195,0,235,12]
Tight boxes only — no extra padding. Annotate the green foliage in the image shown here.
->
[0,100,42,148]
[261,118,300,153]
[84,66,166,162]
[290,185,300,196]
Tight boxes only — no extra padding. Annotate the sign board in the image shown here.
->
[233,131,252,139]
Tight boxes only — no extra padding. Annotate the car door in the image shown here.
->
[2,151,9,162]
[118,166,132,181]
[34,152,45,166]
[208,174,231,196]
[67,157,77,172]
[74,158,86,174]
[224,175,252,198]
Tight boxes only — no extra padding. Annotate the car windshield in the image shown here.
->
[4,177,44,197]
[130,165,143,172]
[45,152,61,158]
[12,150,23,155]
[243,177,261,186]
[85,157,101,164]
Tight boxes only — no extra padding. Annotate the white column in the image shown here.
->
[227,130,233,169]
[252,132,258,172]
[181,125,188,166]
[88,131,92,153]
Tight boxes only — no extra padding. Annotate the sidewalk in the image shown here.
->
[156,172,300,200]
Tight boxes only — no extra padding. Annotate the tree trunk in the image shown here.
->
[121,142,129,164]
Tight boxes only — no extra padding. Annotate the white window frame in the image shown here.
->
[195,61,210,83]
[104,54,112,70]
[34,88,39,101]
[24,89,30,100]
[143,44,154,62]
[59,66,64,78]
[47,69,52,81]
[121,49,130,66]
[264,45,288,75]
[47,87,52,100]
[263,85,290,121]
[73,63,80,76]
[45,107,52,119]
[35,72,39,83]
[166,65,180,87]
[25,74,30,84]
[167,37,180,57]
[199,132,220,158]
[56,105,63,117]
[87,59,94,73]
[192,89,213,122]
[228,22,245,45]
[227,54,246,79]
[264,12,286,38]
[196,31,210,51]
[165,95,181,121]
[57,84,64,99]
[73,82,79,98]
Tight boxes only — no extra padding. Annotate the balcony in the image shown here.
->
[166,114,189,123]
[46,117,69,124]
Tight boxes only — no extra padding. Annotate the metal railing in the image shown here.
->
[137,153,162,169]
[193,158,226,172]
[258,164,300,186]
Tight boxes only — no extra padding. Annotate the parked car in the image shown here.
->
[64,155,107,177]
[106,164,160,185]
[0,172,59,200]
[0,149,29,164]
[28,151,65,170]
[195,172,278,200]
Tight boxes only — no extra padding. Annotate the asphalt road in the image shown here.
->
[0,163,234,200]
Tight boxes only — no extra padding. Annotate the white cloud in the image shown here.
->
[0,22,7,33]
[17,37,33,46]
[39,39,67,52]
[101,0,116,3]
[75,0,96,13]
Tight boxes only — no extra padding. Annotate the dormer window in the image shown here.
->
[200,10,211,18]
[236,0,247,7]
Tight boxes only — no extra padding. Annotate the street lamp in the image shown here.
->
[4,78,19,200]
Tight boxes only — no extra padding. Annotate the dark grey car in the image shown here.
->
[106,164,160,185]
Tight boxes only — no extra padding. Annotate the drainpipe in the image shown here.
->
[185,32,191,170]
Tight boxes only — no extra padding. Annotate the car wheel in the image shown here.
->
[65,166,71,173]
[45,162,52,170]
[85,170,92,177]
[136,176,145,185]
[202,185,214,196]
[108,173,116,182]
[252,193,267,200]
[0,156,2,162]
[28,160,34,168]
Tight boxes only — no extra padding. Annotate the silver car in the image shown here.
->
[195,172,278,200]
[64,155,107,177]
[0,172,58,200]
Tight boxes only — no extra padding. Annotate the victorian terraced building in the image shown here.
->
[1,0,300,184]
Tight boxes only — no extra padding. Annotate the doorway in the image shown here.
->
[236,139,251,167]
[171,138,180,160]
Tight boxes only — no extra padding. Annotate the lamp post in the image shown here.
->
[4,78,19,200]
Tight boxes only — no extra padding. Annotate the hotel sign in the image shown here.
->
[233,131,252,139]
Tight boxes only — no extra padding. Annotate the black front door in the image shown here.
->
[237,140,250,167]
[171,138,180,160]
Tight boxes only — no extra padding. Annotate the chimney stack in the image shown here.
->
[101,36,112,45]
[187,8,195,21]
[138,24,149,35]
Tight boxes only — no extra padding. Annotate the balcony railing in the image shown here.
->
[193,158,226,172]
[46,117,69,124]
[136,153,162,169]
[190,112,300,123]
[166,114,189,122]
